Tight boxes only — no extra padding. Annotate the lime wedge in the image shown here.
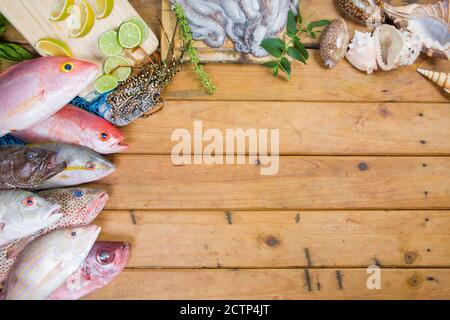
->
[125,17,149,44]
[118,22,142,49]
[67,0,95,38]
[99,30,123,56]
[35,38,73,57]
[49,0,75,21]
[94,0,114,19]
[95,75,118,93]
[104,56,131,81]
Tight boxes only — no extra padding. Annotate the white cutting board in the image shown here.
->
[0,0,159,96]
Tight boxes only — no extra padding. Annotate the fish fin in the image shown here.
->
[6,237,33,260]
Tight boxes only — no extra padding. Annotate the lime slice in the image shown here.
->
[67,0,95,38]
[35,38,73,57]
[95,75,118,93]
[99,30,123,56]
[125,17,149,44]
[104,56,131,81]
[118,22,142,49]
[94,0,114,19]
[49,0,75,21]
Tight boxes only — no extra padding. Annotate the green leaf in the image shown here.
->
[279,57,291,79]
[308,19,331,28]
[0,25,7,37]
[287,47,306,64]
[262,61,278,69]
[294,38,309,60]
[272,65,279,77]
[260,38,285,58]
[287,10,297,35]
[309,31,317,39]
[0,13,9,27]
[0,43,33,61]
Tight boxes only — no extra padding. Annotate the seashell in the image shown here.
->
[319,18,350,68]
[417,69,450,95]
[373,24,422,71]
[373,24,405,71]
[345,31,378,74]
[384,1,449,25]
[384,11,450,60]
[335,0,384,29]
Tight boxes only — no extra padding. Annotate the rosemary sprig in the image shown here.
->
[172,3,216,95]
[260,8,330,80]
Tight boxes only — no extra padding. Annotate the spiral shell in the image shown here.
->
[384,1,449,25]
[335,0,384,29]
[320,18,350,68]
[417,69,450,95]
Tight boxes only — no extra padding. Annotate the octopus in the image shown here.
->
[171,0,299,57]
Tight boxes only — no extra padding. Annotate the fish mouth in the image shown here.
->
[44,204,62,221]
[108,138,128,153]
[44,156,67,180]
[86,191,110,220]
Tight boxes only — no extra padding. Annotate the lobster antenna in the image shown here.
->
[165,19,179,66]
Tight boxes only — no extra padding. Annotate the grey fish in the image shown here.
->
[0,146,66,190]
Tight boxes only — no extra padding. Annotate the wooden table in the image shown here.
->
[1,0,449,299]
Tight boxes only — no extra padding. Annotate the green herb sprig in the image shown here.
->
[0,13,34,62]
[172,4,216,95]
[261,9,330,79]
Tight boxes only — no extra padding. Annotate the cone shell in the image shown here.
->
[417,69,450,94]
[335,0,384,29]
[320,18,350,69]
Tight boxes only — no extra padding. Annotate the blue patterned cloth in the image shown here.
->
[0,91,112,146]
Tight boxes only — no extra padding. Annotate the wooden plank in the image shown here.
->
[96,210,450,268]
[95,156,450,210]
[123,101,450,155]
[84,268,450,299]
[165,53,450,102]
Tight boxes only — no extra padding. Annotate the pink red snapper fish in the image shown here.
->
[48,241,130,300]
[12,104,128,154]
[0,188,109,292]
[0,56,98,137]
[34,143,115,190]
[0,145,66,190]
[5,225,101,300]
[0,191,61,246]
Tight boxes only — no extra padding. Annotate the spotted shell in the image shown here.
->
[335,0,384,29]
[319,18,350,68]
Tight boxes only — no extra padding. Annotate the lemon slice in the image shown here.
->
[104,56,131,81]
[35,38,73,57]
[95,75,118,93]
[99,30,123,56]
[67,0,95,38]
[94,0,114,19]
[125,17,149,44]
[118,22,142,48]
[49,0,75,21]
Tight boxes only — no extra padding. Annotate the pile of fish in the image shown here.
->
[0,56,131,299]
[171,0,299,57]
[319,0,450,95]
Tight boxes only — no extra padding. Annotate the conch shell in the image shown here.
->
[373,24,421,71]
[335,0,384,29]
[417,69,450,95]
[319,18,350,68]
[384,8,450,60]
[346,31,378,74]
[384,1,449,25]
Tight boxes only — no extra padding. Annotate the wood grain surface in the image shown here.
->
[0,0,449,300]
